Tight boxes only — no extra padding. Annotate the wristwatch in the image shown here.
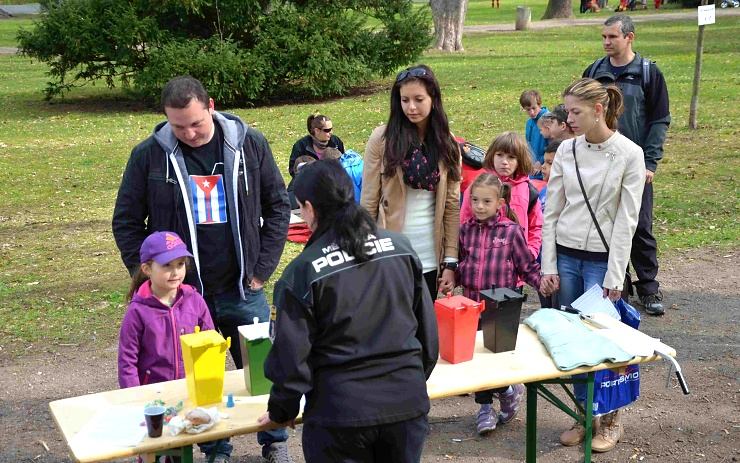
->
[441,262,458,271]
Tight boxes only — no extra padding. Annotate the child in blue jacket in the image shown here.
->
[520,89,548,180]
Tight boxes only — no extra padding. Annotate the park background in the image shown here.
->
[0,2,738,462]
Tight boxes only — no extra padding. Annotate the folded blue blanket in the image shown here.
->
[523,309,633,371]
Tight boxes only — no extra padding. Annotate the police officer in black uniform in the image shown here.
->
[257,160,439,463]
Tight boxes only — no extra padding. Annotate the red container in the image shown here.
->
[434,295,483,364]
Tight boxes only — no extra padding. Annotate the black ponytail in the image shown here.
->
[294,160,377,262]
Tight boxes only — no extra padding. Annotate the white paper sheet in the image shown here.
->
[571,284,621,319]
[238,321,270,341]
[588,312,661,357]
[70,405,147,448]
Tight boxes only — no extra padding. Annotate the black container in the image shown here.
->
[479,287,526,353]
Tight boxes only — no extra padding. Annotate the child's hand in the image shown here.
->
[540,275,559,295]
[438,269,455,295]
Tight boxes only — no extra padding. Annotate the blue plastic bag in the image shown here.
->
[591,299,641,415]
[615,298,641,330]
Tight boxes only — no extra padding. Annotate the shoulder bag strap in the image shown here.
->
[572,140,610,252]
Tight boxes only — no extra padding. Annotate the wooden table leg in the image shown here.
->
[525,383,538,462]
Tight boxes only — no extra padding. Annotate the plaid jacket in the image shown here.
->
[457,214,541,301]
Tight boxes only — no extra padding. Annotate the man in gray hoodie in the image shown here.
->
[113,76,292,463]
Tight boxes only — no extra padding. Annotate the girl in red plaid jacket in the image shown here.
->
[457,172,543,436]
[457,173,542,302]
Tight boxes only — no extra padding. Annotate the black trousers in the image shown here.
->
[630,182,660,297]
[538,291,559,309]
[301,415,429,463]
[423,270,438,302]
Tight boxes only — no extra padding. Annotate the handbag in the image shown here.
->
[460,142,485,169]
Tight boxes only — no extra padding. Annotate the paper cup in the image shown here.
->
[144,405,166,438]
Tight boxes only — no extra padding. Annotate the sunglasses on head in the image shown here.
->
[396,67,428,83]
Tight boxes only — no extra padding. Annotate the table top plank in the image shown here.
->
[427,323,674,398]
[50,320,675,463]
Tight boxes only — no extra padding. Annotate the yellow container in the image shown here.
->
[180,326,231,406]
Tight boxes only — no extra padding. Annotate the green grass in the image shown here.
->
[0,17,32,47]
[0,16,738,359]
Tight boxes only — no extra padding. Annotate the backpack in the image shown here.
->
[527,182,538,215]
[460,142,485,169]
[587,56,652,88]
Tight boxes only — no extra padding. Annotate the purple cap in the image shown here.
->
[140,231,193,265]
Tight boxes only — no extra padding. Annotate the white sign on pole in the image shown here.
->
[698,4,715,26]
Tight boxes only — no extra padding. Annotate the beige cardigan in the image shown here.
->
[541,133,646,290]
[360,125,460,264]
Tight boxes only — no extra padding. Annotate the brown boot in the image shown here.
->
[559,414,599,446]
[592,410,623,452]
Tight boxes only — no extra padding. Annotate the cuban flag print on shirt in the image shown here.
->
[190,175,227,224]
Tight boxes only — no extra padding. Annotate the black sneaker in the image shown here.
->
[640,291,664,316]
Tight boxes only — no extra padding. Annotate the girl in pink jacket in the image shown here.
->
[118,231,214,388]
[460,131,543,259]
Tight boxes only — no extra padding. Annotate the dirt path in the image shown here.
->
[464,8,740,32]
[1,248,737,462]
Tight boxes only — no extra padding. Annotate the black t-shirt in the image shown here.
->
[180,122,239,296]
[606,60,629,79]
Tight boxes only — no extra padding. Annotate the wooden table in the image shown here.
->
[50,316,676,463]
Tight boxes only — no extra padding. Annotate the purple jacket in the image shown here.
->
[118,282,214,388]
[457,214,541,301]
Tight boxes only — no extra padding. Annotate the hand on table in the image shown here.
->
[257,412,295,430]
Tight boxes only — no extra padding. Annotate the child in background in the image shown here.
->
[520,90,548,180]
[323,147,364,203]
[294,154,317,173]
[118,232,228,463]
[460,132,542,260]
[457,173,542,435]
[537,141,560,309]
[288,155,318,210]
[542,104,575,142]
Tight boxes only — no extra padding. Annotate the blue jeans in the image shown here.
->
[201,288,289,456]
[556,252,608,403]
[556,252,609,308]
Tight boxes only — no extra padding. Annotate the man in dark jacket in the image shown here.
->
[112,76,291,463]
[584,14,671,316]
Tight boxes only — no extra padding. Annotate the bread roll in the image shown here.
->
[186,408,211,425]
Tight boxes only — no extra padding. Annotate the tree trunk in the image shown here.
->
[542,0,574,19]
[430,0,469,52]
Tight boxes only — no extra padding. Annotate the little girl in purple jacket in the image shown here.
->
[118,231,214,388]
[456,173,542,437]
